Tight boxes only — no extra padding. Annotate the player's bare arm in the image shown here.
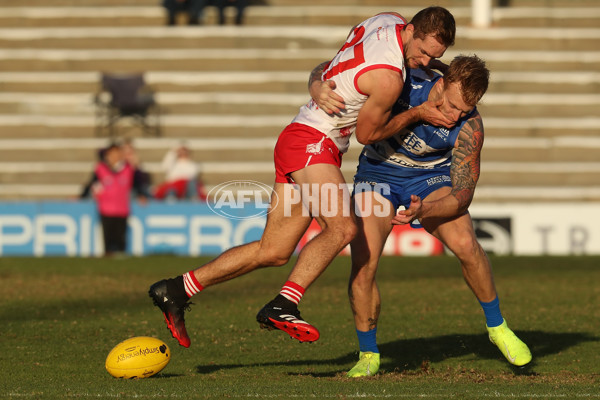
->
[392,112,484,224]
[308,61,328,91]
[449,112,483,212]
[355,68,455,144]
[311,69,453,129]
[354,69,408,144]
[308,61,345,115]
[412,97,455,128]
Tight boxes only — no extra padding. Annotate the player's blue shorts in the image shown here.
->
[353,154,452,213]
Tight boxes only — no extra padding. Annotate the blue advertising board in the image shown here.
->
[0,201,266,256]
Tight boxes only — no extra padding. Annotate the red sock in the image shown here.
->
[280,281,305,305]
[183,271,204,298]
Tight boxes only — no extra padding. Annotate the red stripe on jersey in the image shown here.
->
[396,24,405,56]
[354,64,403,95]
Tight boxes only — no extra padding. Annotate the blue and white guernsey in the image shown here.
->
[362,68,476,177]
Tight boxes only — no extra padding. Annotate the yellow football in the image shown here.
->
[105,336,170,379]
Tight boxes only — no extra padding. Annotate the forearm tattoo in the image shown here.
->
[308,61,328,89]
[450,114,484,211]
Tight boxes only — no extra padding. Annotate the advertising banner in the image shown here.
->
[1,201,599,256]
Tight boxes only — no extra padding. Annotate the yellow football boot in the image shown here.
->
[347,351,380,377]
[487,320,532,367]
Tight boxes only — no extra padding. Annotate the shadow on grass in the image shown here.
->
[195,331,598,377]
[376,330,598,373]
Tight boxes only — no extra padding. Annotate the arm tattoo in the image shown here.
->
[450,113,484,212]
[308,61,328,89]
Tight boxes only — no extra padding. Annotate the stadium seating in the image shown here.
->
[0,0,598,201]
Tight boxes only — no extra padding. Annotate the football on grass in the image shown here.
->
[105,336,170,379]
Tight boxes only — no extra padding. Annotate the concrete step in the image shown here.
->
[493,7,600,27]
[0,0,460,7]
[482,137,600,163]
[0,114,598,139]
[0,71,309,94]
[473,186,600,203]
[2,6,599,28]
[0,0,158,5]
[0,6,469,28]
[1,92,598,119]
[0,114,290,138]
[458,27,600,51]
[1,25,598,51]
[2,160,600,188]
[488,0,600,6]
[0,48,598,72]
[0,136,598,164]
[0,0,597,7]
[0,26,349,50]
[478,162,600,186]
[1,71,598,95]
[489,71,600,95]
[0,92,310,116]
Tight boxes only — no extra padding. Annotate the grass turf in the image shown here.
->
[1,255,599,399]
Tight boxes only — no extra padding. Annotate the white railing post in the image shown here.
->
[472,0,493,28]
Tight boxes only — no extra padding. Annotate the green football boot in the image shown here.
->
[487,320,532,367]
[347,351,380,377]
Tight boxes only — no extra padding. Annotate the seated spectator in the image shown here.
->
[162,0,206,25]
[154,145,208,201]
[215,0,247,25]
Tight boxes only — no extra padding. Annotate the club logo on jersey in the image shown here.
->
[306,142,323,155]
[339,127,353,137]
[434,128,450,139]
[208,180,277,220]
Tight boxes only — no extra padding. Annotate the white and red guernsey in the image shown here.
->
[292,13,407,154]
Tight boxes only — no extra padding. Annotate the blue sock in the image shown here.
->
[479,296,504,328]
[356,328,379,353]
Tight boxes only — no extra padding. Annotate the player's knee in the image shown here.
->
[350,263,376,288]
[320,216,357,246]
[339,219,358,245]
[449,235,480,260]
[257,250,291,267]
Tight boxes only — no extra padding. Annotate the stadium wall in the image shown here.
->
[0,201,598,256]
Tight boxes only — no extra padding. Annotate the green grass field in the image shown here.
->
[1,255,599,399]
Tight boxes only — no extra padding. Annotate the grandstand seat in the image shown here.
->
[94,72,160,137]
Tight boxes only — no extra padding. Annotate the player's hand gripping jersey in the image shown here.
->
[292,13,407,154]
[363,68,477,177]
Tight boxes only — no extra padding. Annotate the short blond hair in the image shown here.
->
[444,55,489,106]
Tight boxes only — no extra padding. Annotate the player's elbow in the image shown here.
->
[456,197,473,215]
[356,136,373,145]
[456,203,470,216]
[355,132,377,145]
[451,188,475,215]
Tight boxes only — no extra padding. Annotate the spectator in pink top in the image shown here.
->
[81,142,148,256]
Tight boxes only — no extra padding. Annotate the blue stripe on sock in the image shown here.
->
[479,296,504,328]
[356,328,379,353]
